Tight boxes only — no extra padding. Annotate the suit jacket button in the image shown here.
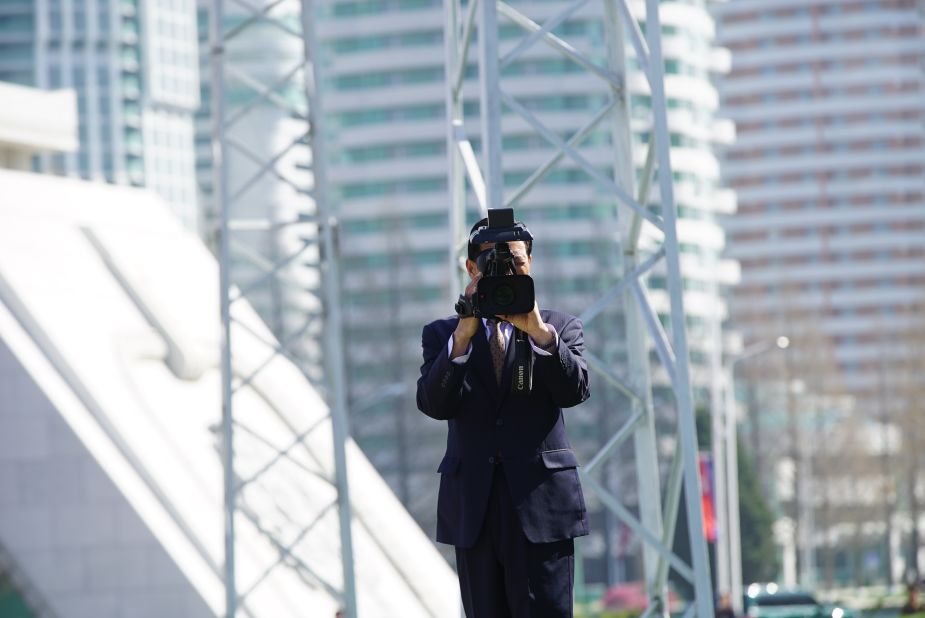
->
[496,418,503,426]
[488,456,495,464]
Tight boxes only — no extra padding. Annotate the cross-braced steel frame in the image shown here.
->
[209,0,358,616]
[443,0,715,615]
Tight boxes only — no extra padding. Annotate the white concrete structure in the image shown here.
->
[0,170,459,617]
[0,82,78,170]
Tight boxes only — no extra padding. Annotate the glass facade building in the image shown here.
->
[0,0,200,228]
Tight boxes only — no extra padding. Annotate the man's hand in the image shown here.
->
[498,302,554,348]
[451,273,482,358]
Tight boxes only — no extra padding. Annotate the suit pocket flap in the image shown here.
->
[437,455,461,474]
[541,449,579,469]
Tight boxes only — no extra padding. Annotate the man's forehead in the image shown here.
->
[478,240,529,256]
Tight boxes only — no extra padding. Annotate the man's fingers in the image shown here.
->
[464,272,483,295]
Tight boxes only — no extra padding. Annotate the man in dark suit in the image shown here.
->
[417,217,590,617]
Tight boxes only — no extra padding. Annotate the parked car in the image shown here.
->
[744,583,856,618]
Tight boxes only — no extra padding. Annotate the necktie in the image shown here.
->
[488,319,506,385]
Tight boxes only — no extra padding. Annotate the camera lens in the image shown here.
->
[492,283,515,307]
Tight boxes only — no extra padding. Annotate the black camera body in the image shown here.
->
[453,208,536,395]
[455,208,535,319]
[473,242,535,317]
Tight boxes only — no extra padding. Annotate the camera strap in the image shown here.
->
[510,328,533,395]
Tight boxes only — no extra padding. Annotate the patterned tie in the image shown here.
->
[488,318,506,385]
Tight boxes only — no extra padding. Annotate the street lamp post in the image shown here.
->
[723,336,790,614]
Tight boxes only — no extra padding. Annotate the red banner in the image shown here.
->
[698,452,717,542]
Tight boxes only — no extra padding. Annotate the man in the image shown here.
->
[416,216,590,617]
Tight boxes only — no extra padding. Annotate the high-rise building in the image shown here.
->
[715,0,925,586]
[715,1,925,445]
[316,0,737,581]
[0,0,201,228]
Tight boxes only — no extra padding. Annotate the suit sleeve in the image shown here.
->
[416,323,467,420]
[533,316,590,408]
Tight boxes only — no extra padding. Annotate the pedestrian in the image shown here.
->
[902,582,920,615]
[417,210,591,617]
[715,592,736,618]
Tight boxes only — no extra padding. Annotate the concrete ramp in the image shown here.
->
[0,169,460,617]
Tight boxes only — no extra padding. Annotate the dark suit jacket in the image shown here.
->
[416,309,591,548]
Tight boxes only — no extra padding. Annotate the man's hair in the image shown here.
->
[467,217,533,261]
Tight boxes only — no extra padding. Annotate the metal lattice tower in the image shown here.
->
[443,0,715,615]
[209,0,358,616]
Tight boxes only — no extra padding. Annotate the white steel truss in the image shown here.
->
[209,0,358,616]
[443,0,715,615]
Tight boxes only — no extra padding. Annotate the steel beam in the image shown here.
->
[643,1,714,615]
[210,0,358,614]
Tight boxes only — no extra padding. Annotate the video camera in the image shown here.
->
[454,208,536,395]
[456,208,535,319]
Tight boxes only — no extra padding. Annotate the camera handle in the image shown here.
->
[510,328,533,395]
[455,294,476,319]
[452,297,534,395]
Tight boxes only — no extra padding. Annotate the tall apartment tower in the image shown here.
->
[715,1,925,423]
[0,0,201,228]
[715,0,925,587]
[316,0,738,581]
